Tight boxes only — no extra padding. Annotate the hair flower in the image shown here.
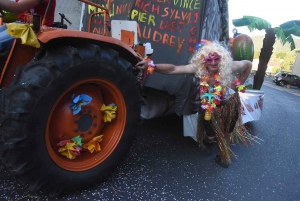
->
[195,39,210,51]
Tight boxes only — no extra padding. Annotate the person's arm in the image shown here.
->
[232,60,252,84]
[0,0,40,14]
[135,60,196,75]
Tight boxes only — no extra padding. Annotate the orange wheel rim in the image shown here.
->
[46,79,126,171]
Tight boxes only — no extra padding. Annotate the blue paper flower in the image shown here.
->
[70,94,92,115]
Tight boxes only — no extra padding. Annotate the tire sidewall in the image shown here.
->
[28,61,139,190]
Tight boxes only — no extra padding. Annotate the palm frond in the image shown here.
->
[280,20,300,31]
[278,20,300,50]
[232,17,255,27]
[285,35,296,50]
[274,27,287,46]
[280,20,300,37]
[232,16,271,32]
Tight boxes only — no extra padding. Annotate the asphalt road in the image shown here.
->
[0,79,300,200]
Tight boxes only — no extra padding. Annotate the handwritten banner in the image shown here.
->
[81,0,205,65]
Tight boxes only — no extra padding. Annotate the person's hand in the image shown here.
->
[135,59,148,70]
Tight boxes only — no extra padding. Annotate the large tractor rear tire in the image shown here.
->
[0,44,141,194]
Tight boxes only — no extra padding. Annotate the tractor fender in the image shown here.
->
[37,29,139,65]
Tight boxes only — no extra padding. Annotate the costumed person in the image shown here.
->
[0,0,56,54]
[135,41,253,168]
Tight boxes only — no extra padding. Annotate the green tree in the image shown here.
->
[273,53,296,72]
[272,66,280,74]
[276,52,287,59]
[282,53,296,71]
[254,50,260,59]
[233,16,300,89]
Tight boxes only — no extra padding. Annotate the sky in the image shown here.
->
[228,0,300,37]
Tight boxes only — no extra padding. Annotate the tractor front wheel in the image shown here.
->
[0,44,141,194]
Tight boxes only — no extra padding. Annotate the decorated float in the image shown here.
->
[80,0,264,141]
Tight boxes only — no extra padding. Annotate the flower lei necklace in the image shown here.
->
[200,73,224,120]
[200,73,246,120]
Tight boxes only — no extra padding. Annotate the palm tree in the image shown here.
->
[233,16,300,89]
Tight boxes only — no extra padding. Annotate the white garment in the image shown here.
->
[183,113,198,141]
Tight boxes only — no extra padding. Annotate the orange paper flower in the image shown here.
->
[213,74,220,80]
[147,66,155,74]
[206,105,214,112]
[83,135,103,153]
[202,76,209,82]
[213,91,221,97]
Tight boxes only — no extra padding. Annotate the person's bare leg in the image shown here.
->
[203,121,216,154]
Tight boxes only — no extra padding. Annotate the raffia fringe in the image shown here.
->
[197,93,254,164]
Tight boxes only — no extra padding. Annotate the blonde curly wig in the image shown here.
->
[190,41,233,87]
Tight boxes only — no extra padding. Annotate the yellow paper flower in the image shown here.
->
[214,85,222,91]
[100,104,117,122]
[200,82,209,87]
[58,141,82,159]
[6,23,40,48]
[237,85,246,93]
[83,135,103,153]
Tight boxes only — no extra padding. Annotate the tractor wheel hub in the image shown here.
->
[78,114,93,132]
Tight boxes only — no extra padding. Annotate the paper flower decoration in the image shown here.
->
[147,60,156,74]
[83,135,103,153]
[233,80,246,93]
[195,39,210,51]
[199,73,222,121]
[57,140,82,159]
[100,103,117,122]
[237,85,246,93]
[72,136,82,147]
[6,23,40,48]
[70,94,92,115]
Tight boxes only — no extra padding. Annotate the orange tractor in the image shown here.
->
[0,0,146,194]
